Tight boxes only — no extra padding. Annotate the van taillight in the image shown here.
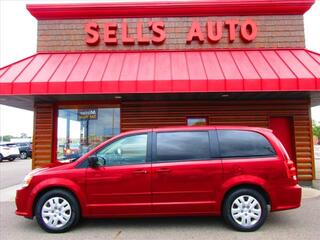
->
[287,160,297,181]
[275,138,297,181]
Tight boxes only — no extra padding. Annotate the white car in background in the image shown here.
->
[0,144,20,162]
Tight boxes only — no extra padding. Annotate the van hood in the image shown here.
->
[32,160,76,176]
[46,159,76,168]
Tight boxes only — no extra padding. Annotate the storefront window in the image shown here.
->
[187,117,208,126]
[57,107,120,161]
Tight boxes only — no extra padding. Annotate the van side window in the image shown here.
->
[217,130,276,158]
[96,134,148,166]
[155,131,210,162]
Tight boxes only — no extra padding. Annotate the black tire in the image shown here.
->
[223,188,268,232]
[0,154,3,162]
[20,151,28,159]
[35,189,80,233]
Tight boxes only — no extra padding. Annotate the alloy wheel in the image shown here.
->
[41,197,72,229]
[230,195,262,227]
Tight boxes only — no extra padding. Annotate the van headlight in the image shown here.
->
[22,174,33,188]
[21,168,46,188]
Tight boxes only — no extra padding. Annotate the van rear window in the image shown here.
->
[217,130,276,158]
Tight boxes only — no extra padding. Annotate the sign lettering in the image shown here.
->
[85,19,257,46]
[78,109,98,120]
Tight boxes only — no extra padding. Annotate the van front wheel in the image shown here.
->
[35,189,80,233]
[223,188,268,232]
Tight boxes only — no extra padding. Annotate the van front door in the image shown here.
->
[85,133,151,216]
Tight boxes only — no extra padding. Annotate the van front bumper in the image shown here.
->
[15,187,33,218]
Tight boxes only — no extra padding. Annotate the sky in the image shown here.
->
[0,0,320,137]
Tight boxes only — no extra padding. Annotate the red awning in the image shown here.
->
[1,49,320,95]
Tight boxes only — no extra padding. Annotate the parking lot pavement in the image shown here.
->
[0,159,31,189]
[1,160,319,239]
[1,195,320,240]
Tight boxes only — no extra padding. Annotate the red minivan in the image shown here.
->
[16,126,301,233]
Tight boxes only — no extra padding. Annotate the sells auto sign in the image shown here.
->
[85,19,257,46]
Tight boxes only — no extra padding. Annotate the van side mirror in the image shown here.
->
[88,155,100,168]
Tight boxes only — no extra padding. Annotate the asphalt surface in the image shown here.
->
[0,158,31,189]
[1,196,320,240]
[0,159,320,239]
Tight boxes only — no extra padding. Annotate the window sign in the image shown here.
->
[77,109,98,120]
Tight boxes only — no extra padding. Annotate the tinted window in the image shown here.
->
[217,130,276,158]
[156,131,210,162]
[96,134,148,166]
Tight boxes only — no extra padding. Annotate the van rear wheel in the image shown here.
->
[35,189,80,233]
[223,188,268,231]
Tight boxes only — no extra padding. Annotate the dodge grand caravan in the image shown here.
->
[16,126,301,233]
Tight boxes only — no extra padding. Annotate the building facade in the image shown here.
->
[0,0,320,183]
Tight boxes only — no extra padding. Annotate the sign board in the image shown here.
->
[78,109,98,120]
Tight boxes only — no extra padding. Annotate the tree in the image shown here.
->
[1,135,14,142]
[312,120,320,138]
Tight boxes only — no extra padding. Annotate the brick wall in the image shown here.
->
[37,15,305,52]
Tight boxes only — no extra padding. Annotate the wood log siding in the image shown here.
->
[121,100,314,181]
[32,103,54,169]
[31,99,314,181]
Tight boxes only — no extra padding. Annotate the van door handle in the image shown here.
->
[133,169,148,174]
[155,168,171,174]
